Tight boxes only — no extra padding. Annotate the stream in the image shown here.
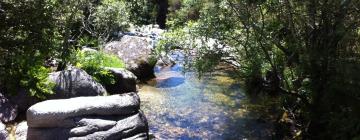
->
[138,53,274,139]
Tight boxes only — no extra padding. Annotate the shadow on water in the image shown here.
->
[156,77,185,88]
[139,63,275,139]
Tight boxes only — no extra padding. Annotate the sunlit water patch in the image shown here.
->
[139,64,274,139]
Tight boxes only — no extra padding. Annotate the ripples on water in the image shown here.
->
[139,63,274,140]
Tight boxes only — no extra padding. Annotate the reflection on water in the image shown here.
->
[139,64,274,139]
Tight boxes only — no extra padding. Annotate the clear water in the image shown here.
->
[139,63,274,139]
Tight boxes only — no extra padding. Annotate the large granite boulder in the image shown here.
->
[4,68,106,115]
[48,68,107,99]
[104,68,137,94]
[104,35,156,80]
[27,93,140,127]
[26,92,148,140]
[0,122,8,140]
[0,93,18,123]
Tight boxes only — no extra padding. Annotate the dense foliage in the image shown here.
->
[73,50,125,85]
[0,0,153,98]
[124,0,158,25]
[0,0,57,98]
[162,0,360,139]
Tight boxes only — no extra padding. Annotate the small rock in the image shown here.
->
[0,93,18,123]
[104,68,137,94]
[15,121,28,140]
[0,122,9,140]
[81,47,97,53]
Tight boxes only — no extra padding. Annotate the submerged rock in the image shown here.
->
[104,68,138,94]
[26,92,148,140]
[104,35,156,80]
[0,93,18,123]
[48,68,107,99]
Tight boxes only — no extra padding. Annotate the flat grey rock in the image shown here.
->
[27,112,148,140]
[27,92,140,128]
[69,118,117,136]
[69,112,148,140]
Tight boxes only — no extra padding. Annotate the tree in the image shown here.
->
[0,0,131,98]
[163,0,360,138]
[124,0,158,25]
[0,0,58,98]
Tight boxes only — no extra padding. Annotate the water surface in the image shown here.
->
[139,64,274,139]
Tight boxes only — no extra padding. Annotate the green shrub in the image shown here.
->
[20,66,55,99]
[77,36,100,49]
[102,55,125,68]
[74,50,125,85]
[167,0,203,28]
